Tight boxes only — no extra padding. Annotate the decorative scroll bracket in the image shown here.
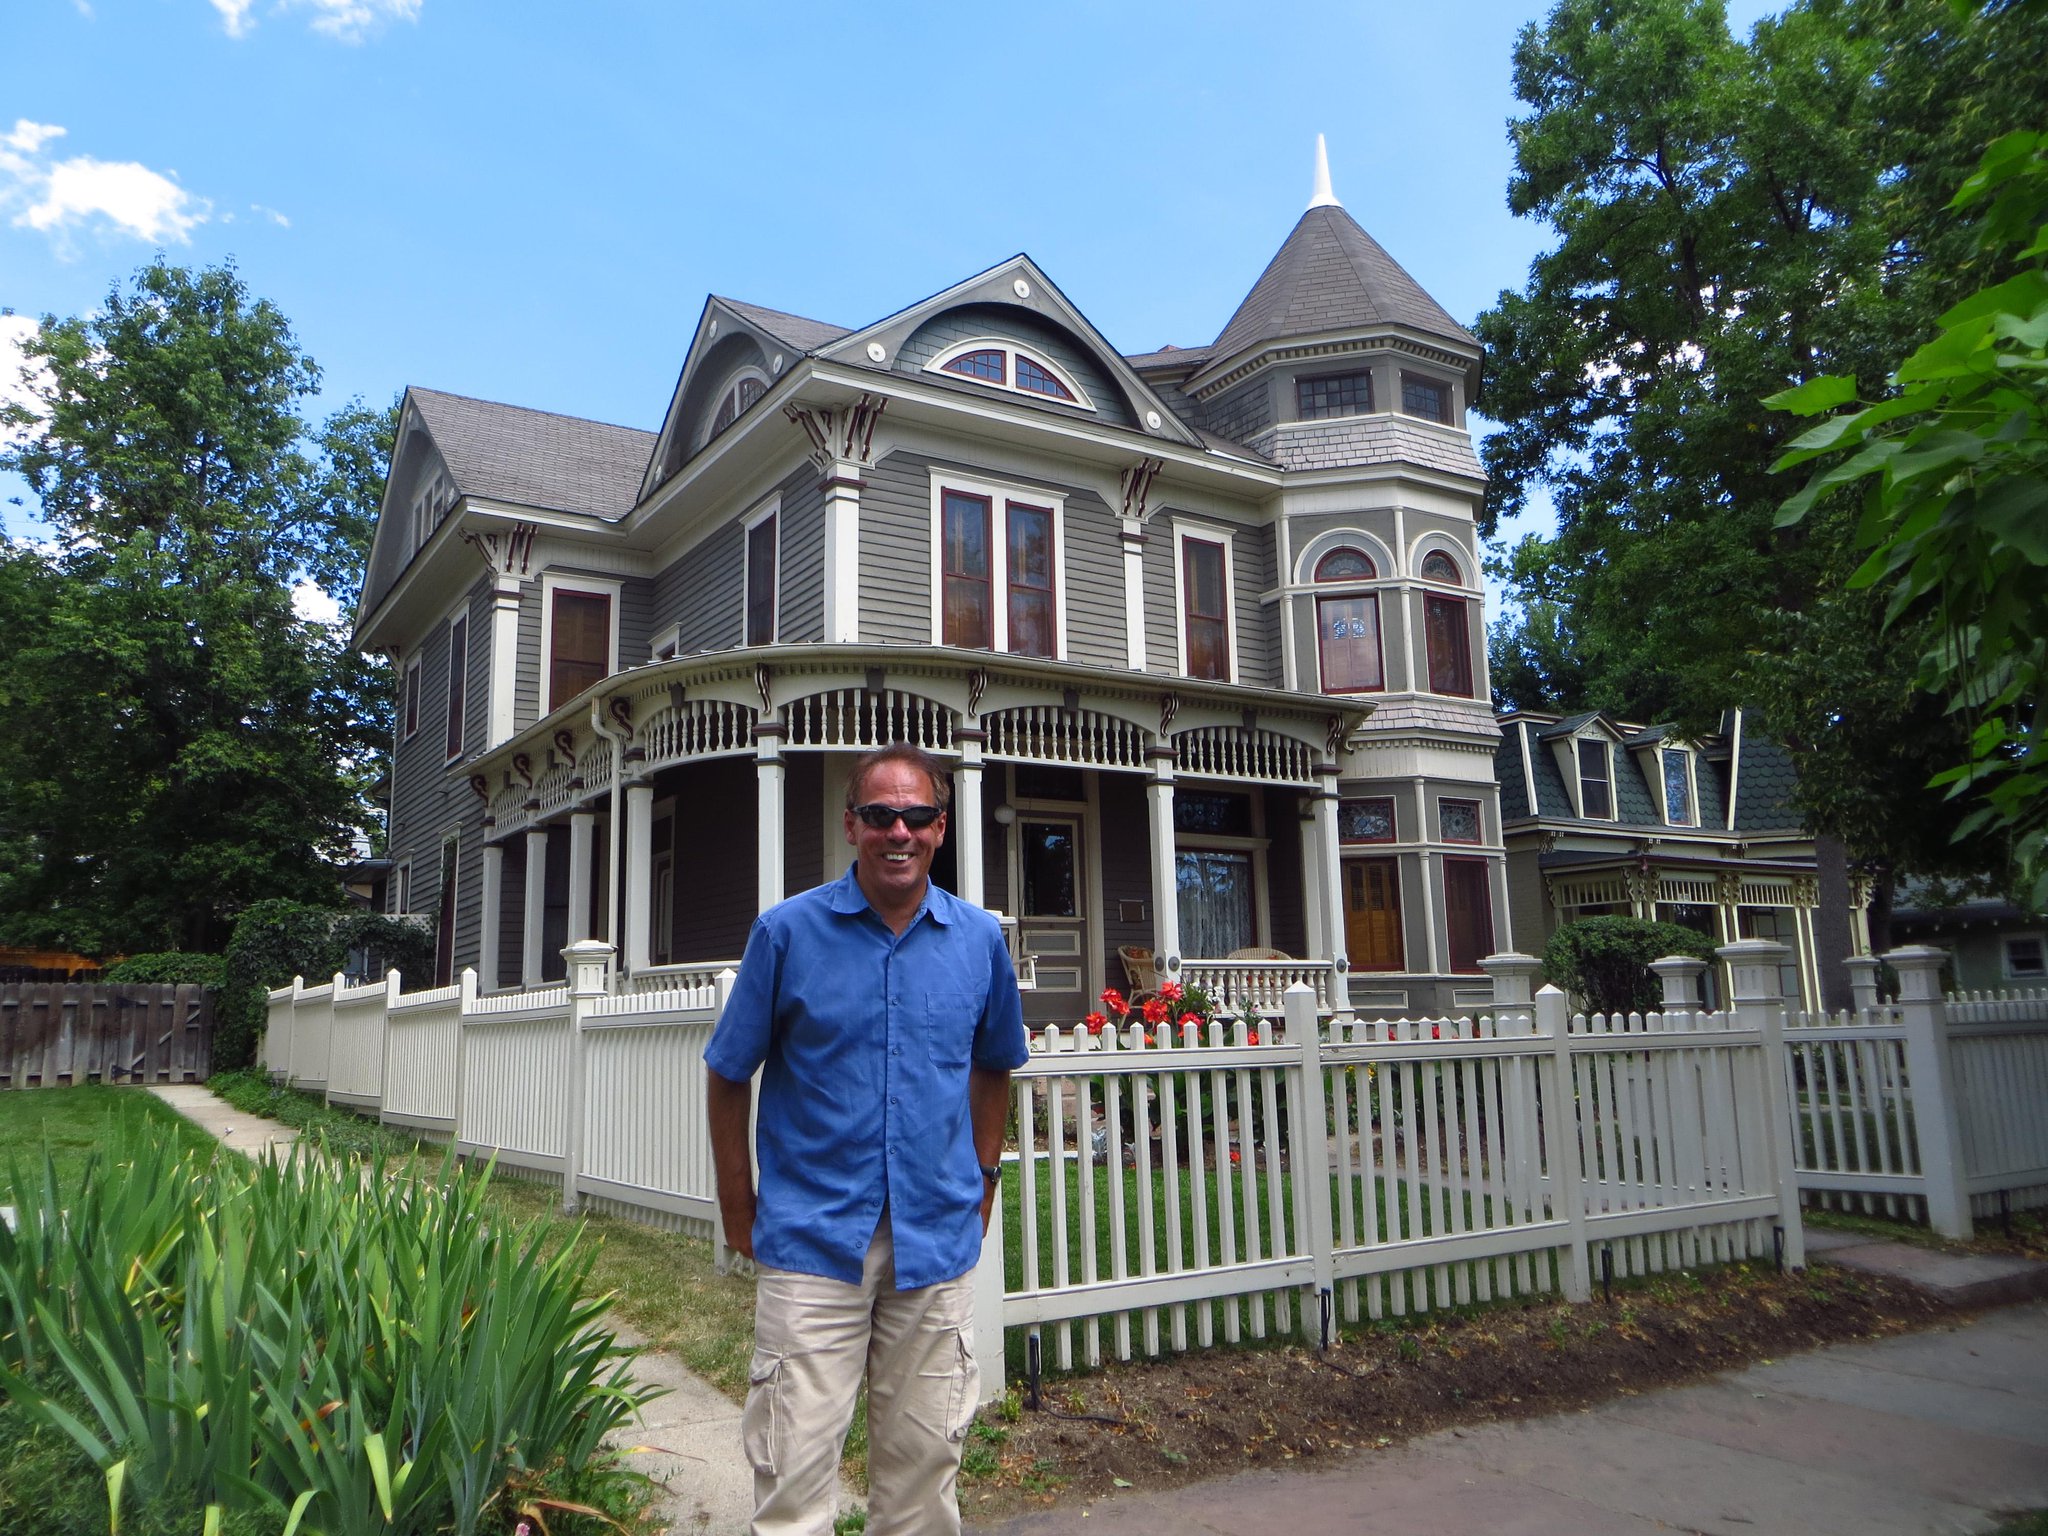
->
[1120,456,1165,523]
[459,521,537,577]
[785,392,889,474]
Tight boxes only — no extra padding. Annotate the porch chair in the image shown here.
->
[1226,946,1292,961]
[1117,945,1158,1000]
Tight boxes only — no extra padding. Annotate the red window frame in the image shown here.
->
[942,490,994,649]
[746,513,777,646]
[444,613,468,761]
[1316,592,1383,693]
[1005,501,1055,658]
[942,349,1007,383]
[1439,798,1482,843]
[548,589,612,713]
[1182,535,1229,681]
[1443,856,1495,974]
[1013,354,1076,401]
[1314,546,1376,582]
[1339,796,1397,844]
[1423,593,1473,697]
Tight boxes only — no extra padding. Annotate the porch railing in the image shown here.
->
[1180,958,1336,1016]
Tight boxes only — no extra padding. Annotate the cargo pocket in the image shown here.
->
[741,1349,784,1476]
[945,1328,980,1444]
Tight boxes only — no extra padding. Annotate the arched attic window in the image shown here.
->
[1418,548,1474,697]
[710,372,768,439]
[930,339,1094,410]
[1313,545,1382,694]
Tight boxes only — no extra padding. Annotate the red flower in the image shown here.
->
[1230,1148,1242,1164]
[1430,1023,1442,1040]
[1158,980,1184,1003]
[1082,1012,1108,1035]
[1142,997,1170,1025]
[1178,1012,1203,1033]
[1100,988,1128,1016]
[1142,1031,1157,1047]
[1247,1030,1261,1046]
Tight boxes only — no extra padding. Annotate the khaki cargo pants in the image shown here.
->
[743,1221,979,1536]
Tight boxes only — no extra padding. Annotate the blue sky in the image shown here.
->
[3,0,1778,609]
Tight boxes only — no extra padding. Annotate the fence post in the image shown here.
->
[375,968,401,1123]
[453,967,476,1153]
[275,975,304,1081]
[1844,954,1882,1015]
[1285,983,1336,1344]
[1536,984,1592,1301]
[325,973,347,1104]
[714,966,738,1017]
[1719,939,1808,1268]
[562,939,614,1216]
[1479,952,1541,1017]
[1650,955,1708,1013]
[973,1167,1009,1405]
[1885,945,1973,1239]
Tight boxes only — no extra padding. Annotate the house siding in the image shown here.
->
[1204,377,1273,444]
[669,756,756,962]
[859,452,932,644]
[1097,773,1153,985]
[779,462,826,645]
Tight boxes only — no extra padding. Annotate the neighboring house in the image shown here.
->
[356,149,1508,1021]
[1889,883,2046,993]
[1493,708,1865,1011]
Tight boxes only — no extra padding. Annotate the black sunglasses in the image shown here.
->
[851,802,944,830]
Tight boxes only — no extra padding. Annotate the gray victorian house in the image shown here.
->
[357,150,1507,1023]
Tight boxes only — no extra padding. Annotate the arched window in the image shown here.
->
[1314,547,1376,582]
[1420,549,1462,584]
[928,339,1094,410]
[710,373,768,440]
[1313,547,1382,693]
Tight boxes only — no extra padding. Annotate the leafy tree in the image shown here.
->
[1477,0,2048,900]
[1770,128,2048,905]
[0,262,394,954]
[1542,915,1718,1015]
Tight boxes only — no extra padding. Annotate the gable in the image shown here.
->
[895,303,1135,428]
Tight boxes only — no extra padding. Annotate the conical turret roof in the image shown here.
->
[1209,203,1474,370]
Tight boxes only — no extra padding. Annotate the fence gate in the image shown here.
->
[0,984,214,1087]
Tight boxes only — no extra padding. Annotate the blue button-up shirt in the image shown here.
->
[703,865,1029,1290]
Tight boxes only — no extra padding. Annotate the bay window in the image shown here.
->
[1313,546,1382,694]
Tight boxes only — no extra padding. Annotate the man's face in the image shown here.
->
[844,760,947,907]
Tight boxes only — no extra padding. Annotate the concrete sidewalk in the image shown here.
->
[147,1084,777,1535]
[976,1301,2048,1535]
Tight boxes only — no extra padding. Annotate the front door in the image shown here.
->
[1017,816,1087,1025]
[1343,856,1404,972]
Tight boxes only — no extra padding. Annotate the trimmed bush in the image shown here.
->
[0,1116,655,1533]
[1542,915,1718,1016]
[101,951,228,989]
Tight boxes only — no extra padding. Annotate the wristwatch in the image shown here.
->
[980,1163,1002,1185]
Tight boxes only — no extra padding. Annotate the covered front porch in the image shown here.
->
[466,645,1371,1020]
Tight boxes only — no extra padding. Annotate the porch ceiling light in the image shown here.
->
[992,804,1017,827]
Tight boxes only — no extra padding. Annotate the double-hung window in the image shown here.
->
[745,505,778,646]
[543,579,618,714]
[1662,747,1695,825]
[1179,530,1232,682]
[935,478,1063,658]
[1419,549,1474,697]
[1578,739,1614,819]
[1313,546,1382,694]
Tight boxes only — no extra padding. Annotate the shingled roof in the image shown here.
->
[1209,205,1473,371]
[717,298,852,354]
[409,388,655,521]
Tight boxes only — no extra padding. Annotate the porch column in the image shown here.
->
[1310,765,1351,1012]
[822,466,862,644]
[566,810,596,945]
[1299,805,1327,963]
[1146,745,1181,983]
[487,574,522,747]
[623,781,654,974]
[756,719,787,914]
[521,827,548,987]
[1120,520,1147,670]
[955,726,985,907]
[477,841,504,993]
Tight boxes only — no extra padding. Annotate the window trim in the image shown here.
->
[925,337,1097,413]
[1339,796,1398,845]
[392,858,412,917]
[742,495,780,647]
[1576,737,1616,821]
[1400,369,1454,425]
[2002,933,2046,982]
[1421,592,1475,697]
[704,366,771,446]
[1172,519,1238,684]
[1442,854,1497,974]
[402,653,422,742]
[926,472,1067,659]
[1660,745,1698,827]
[443,607,470,764]
[1438,797,1483,844]
[1295,368,1374,421]
[1314,590,1385,694]
[538,573,623,717]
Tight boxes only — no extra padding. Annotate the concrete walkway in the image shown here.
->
[147,1085,773,1535]
[978,1299,2048,1535]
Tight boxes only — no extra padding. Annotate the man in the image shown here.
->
[705,741,1028,1536]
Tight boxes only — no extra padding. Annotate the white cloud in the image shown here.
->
[0,313,52,452]
[211,0,421,41]
[1,118,210,252]
[292,580,343,626]
[252,203,291,227]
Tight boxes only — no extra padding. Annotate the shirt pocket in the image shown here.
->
[924,990,980,1067]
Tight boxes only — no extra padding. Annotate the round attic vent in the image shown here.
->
[1012,278,1032,299]
[867,342,887,363]
[1145,410,1162,430]
[707,319,718,338]
[772,354,784,374]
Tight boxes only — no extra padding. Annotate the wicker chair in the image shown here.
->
[1117,945,1158,999]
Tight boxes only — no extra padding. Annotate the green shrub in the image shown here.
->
[101,951,229,989]
[1543,915,1719,1016]
[216,899,436,1072]
[0,1121,655,1534]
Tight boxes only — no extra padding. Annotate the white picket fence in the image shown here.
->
[263,936,2046,1399]
[1784,946,2048,1236]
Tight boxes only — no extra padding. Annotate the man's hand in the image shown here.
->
[706,1070,758,1261]
[970,1066,1011,1239]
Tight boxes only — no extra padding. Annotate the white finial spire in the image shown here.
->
[1308,133,1340,210]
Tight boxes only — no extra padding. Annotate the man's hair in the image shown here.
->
[846,742,953,813]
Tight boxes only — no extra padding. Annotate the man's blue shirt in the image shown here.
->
[703,865,1030,1290]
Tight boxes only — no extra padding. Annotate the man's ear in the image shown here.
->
[843,809,858,846]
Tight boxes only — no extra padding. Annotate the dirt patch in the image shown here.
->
[958,1261,1951,1523]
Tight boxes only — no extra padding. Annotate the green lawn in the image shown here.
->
[0,1083,222,1198]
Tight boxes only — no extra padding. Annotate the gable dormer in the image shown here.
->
[1541,713,1628,822]
[1623,725,1705,828]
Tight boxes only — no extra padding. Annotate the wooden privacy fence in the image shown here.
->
[0,983,214,1087]
[1784,946,2048,1238]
